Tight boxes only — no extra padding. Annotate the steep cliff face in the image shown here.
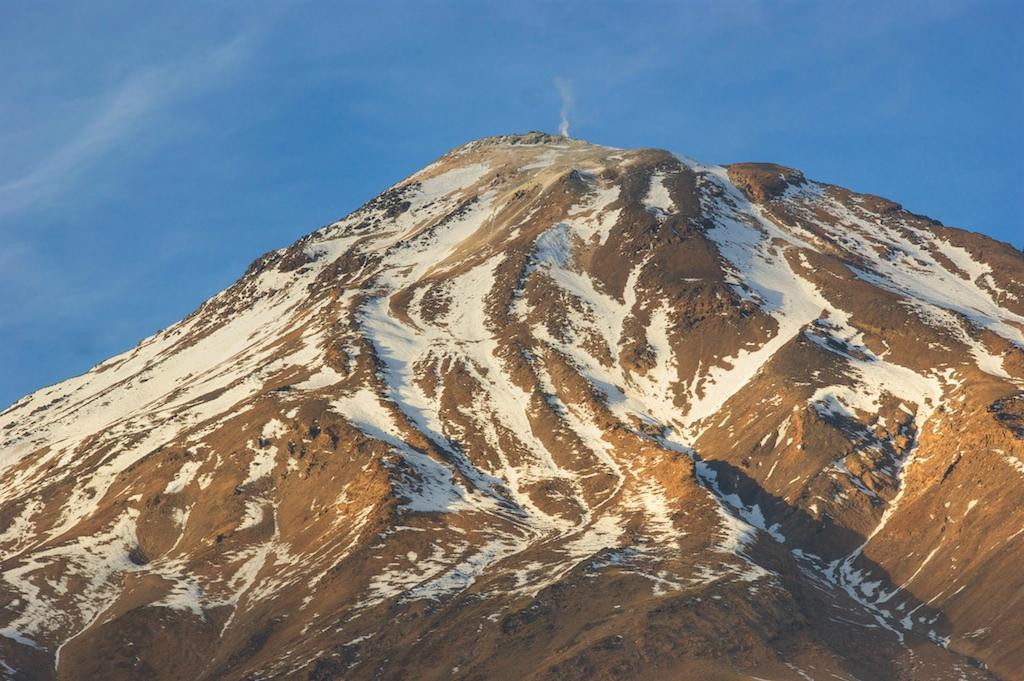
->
[1,133,1022,681]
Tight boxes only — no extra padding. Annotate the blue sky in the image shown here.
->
[1,0,1021,407]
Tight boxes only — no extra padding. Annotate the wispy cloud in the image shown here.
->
[555,77,573,138]
[0,30,256,217]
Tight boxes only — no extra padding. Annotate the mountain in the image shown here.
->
[1,132,1022,681]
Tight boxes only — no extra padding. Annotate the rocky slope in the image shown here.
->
[1,132,1022,681]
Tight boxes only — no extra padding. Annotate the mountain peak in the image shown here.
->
[1,135,1022,680]
[461,130,595,148]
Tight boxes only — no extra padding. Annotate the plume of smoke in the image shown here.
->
[555,78,573,138]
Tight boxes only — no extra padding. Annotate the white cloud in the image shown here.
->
[0,30,255,217]
[555,77,573,138]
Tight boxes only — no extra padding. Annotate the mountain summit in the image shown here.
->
[1,133,1022,680]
